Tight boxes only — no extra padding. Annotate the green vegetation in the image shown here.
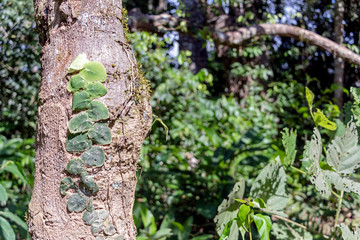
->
[2,0,360,239]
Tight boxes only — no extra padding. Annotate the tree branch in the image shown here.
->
[128,9,360,67]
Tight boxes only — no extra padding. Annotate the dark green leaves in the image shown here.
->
[67,193,88,212]
[88,123,112,145]
[60,177,76,196]
[81,172,99,194]
[68,112,93,134]
[66,159,84,175]
[65,133,92,153]
[72,91,91,111]
[86,82,107,99]
[87,101,109,121]
[80,61,107,82]
[81,146,106,167]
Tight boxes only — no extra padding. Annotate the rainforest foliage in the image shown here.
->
[1,0,360,239]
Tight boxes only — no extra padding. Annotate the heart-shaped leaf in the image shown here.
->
[88,123,112,145]
[67,74,86,92]
[68,112,93,134]
[68,53,89,73]
[72,91,91,111]
[81,146,106,167]
[87,101,109,121]
[67,192,88,212]
[66,158,84,175]
[65,133,92,153]
[86,82,107,99]
[80,61,107,82]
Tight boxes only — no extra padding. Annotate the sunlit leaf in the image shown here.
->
[254,214,272,240]
[313,109,337,130]
[67,193,88,212]
[68,112,93,134]
[326,121,360,174]
[301,128,331,197]
[324,171,360,195]
[281,128,297,167]
[0,217,15,240]
[87,101,109,121]
[86,82,107,99]
[88,123,112,145]
[338,223,360,240]
[305,87,314,113]
[0,184,8,204]
[250,157,288,211]
[65,133,92,153]
[67,74,86,92]
[80,61,107,82]
[68,53,89,73]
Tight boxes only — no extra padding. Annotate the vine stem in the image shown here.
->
[334,190,344,227]
[248,214,252,240]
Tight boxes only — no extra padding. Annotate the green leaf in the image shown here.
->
[0,211,28,231]
[68,53,89,73]
[65,133,92,153]
[68,112,93,134]
[214,180,245,239]
[139,204,157,235]
[60,177,76,196]
[250,157,288,211]
[351,87,360,104]
[0,184,8,204]
[80,61,107,82]
[67,74,86,92]
[82,209,109,225]
[87,101,109,121]
[301,128,331,197]
[91,219,105,234]
[237,204,251,224]
[0,161,27,185]
[338,223,360,240]
[0,217,15,240]
[81,146,106,167]
[219,220,232,240]
[86,82,107,99]
[313,109,337,130]
[324,171,360,195]
[305,87,314,113]
[67,193,88,212]
[326,121,360,174]
[66,158,84,175]
[254,214,272,240]
[88,123,112,145]
[80,172,99,194]
[281,128,297,167]
[72,91,91,111]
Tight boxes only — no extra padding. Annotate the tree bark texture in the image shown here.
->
[334,0,345,106]
[128,10,360,67]
[29,1,152,239]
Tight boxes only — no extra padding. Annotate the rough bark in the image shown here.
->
[128,10,360,67]
[334,0,345,106]
[28,1,152,239]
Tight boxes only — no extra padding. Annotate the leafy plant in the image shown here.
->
[214,87,360,239]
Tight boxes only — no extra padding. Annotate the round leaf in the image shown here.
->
[88,123,112,145]
[86,82,107,99]
[68,112,93,134]
[87,101,109,121]
[83,209,109,225]
[67,193,88,212]
[68,53,89,73]
[60,177,76,196]
[81,146,106,167]
[81,172,99,194]
[0,217,15,240]
[65,133,92,153]
[67,74,86,92]
[66,159,84,175]
[72,91,91,111]
[80,61,107,82]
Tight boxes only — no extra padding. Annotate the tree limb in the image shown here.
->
[128,9,360,67]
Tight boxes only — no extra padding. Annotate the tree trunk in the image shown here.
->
[334,0,345,106]
[28,1,152,239]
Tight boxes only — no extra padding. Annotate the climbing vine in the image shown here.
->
[60,54,119,238]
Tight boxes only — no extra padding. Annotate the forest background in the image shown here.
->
[1,0,360,239]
